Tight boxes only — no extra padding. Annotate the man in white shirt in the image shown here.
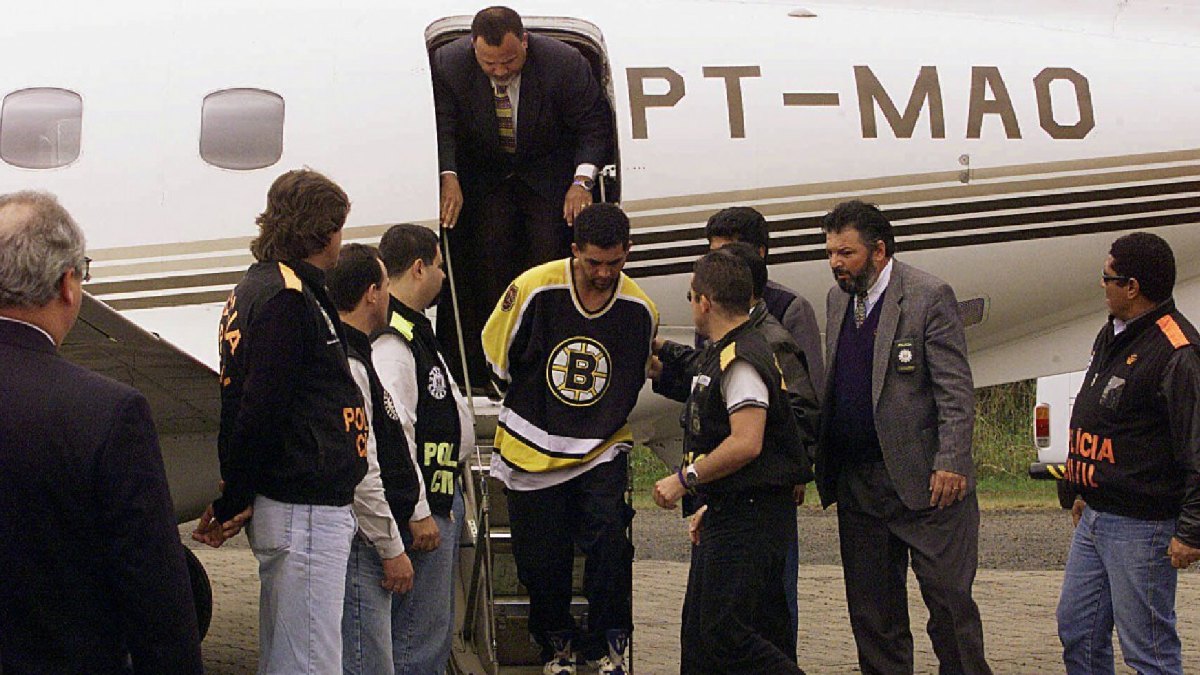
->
[373,224,475,673]
[327,243,422,674]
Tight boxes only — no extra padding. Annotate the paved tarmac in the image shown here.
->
[187,514,1200,674]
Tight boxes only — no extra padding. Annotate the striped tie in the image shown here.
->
[494,84,515,154]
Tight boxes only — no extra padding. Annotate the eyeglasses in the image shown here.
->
[1101,273,1130,285]
[686,290,696,303]
[77,256,92,283]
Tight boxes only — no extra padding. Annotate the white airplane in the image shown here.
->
[4,0,1200,664]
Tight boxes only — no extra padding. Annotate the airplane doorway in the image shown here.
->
[424,16,622,394]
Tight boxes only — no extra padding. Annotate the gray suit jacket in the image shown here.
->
[815,259,975,511]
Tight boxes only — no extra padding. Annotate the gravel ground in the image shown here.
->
[633,505,1075,570]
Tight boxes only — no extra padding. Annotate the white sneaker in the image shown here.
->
[544,632,576,675]
[591,655,626,675]
[543,656,576,675]
[588,630,629,674]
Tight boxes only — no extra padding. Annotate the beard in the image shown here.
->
[833,257,876,296]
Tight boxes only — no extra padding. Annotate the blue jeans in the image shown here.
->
[246,496,357,675]
[1057,506,1181,675]
[342,536,394,675]
[392,488,465,674]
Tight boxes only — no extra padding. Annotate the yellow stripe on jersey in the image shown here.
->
[278,262,302,291]
[494,423,633,473]
[1157,315,1191,349]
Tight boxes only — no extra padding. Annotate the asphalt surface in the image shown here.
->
[185,505,1200,673]
[632,505,1075,569]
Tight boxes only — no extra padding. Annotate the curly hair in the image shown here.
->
[250,169,350,262]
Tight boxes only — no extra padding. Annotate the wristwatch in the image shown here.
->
[572,176,595,191]
[684,463,700,490]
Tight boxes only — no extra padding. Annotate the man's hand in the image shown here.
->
[563,182,593,226]
[409,516,441,552]
[653,473,688,510]
[647,355,663,381]
[440,173,463,228]
[793,483,806,506]
[688,505,707,545]
[929,470,968,509]
[381,552,415,594]
[191,503,253,548]
[1071,497,1086,528]
[1168,537,1200,570]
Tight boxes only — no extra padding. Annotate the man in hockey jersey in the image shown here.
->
[652,249,808,674]
[1057,232,1200,673]
[482,203,658,674]
[373,224,476,673]
[326,243,422,673]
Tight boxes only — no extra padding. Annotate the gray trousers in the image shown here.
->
[836,461,992,675]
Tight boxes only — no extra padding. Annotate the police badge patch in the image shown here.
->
[893,340,917,373]
[428,366,448,400]
[382,389,401,421]
[501,284,519,312]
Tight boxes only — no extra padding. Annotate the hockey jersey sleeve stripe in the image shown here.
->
[1158,315,1193,349]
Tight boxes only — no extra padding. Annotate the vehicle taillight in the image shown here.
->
[1034,403,1051,448]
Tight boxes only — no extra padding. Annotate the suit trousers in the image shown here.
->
[438,176,572,387]
[836,461,991,675]
[505,454,634,662]
[680,489,804,675]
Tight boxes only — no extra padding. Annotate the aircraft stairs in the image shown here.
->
[449,401,634,674]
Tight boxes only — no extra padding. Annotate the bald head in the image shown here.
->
[0,191,86,310]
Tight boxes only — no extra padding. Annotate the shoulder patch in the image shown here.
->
[389,312,415,341]
[1157,315,1192,349]
[719,343,737,371]
[501,283,519,312]
[277,262,302,291]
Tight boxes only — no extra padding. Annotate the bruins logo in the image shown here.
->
[546,337,611,406]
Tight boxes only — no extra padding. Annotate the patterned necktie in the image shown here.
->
[854,292,867,328]
[494,84,516,154]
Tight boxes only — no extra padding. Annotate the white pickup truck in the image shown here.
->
[1029,370,1086,508]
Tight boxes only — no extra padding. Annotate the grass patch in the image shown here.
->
[628,380,1058,509]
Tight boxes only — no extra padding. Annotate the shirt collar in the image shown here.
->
[863,259,893,313]
[0,315,56,346]
[492,73,521,95]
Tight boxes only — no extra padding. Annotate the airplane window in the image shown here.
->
[0,88,82,169]
[200,88,284,170]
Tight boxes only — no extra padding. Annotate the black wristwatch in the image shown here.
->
[572,176,595,191]
[684,463,700,490]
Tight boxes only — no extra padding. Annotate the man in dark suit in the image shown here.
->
[432,5,613,387]
[815,200,991,674]
[0,191,203,674]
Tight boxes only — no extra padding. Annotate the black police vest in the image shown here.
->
[345,327,421,525]
[682,321,810,497]
[1068,301,1199,520]
[375,298,462,516]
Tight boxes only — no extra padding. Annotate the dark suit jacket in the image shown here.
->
[431,33,613,205]
[0,319,202,675]
[815,260,976,511]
